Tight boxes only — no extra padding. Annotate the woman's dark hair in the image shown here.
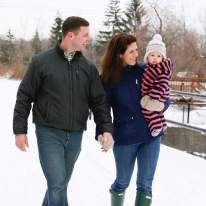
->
[101,33,137,83]
[62,16,89,37]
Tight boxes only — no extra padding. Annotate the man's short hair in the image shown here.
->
[62,16,89,37]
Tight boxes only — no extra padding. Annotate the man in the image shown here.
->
[13,16,113,206]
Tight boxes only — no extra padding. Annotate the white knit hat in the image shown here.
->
[144,34,166,63]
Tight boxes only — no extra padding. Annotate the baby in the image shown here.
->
[141,34,173,137]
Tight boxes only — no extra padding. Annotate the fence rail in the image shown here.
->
[170,90,206,99]
[169,90,206,125]
[170,77,206,93]
[166,119,206,134]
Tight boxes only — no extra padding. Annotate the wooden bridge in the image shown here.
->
[168,77,206,126]
[170,77,206,93]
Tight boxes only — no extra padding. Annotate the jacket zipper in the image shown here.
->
[68,61,73,130]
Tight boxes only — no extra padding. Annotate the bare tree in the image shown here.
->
[141,1,205,76]
[144,0,163,34]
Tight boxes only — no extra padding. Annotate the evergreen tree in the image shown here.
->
[49,13,63,47]
[31,30,42,55]
[123,0,146,34]
[0,29,16,65]
[97,0,126,44]
[121,0,148,60]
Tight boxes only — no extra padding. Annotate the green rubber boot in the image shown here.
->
[134,191,152,206]
[110,189,125,206]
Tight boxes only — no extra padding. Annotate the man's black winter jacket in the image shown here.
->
[13,45,113,135]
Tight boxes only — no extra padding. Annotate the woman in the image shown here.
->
[100,33,170,206]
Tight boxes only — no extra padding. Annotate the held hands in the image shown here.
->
[140,95,164,112]
[98,132,114,152]
[15,134,29,152]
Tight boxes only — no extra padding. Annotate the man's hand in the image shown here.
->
[98,132,114,152]
[15,134,29,152]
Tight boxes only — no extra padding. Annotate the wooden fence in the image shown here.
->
[170,77,206,93]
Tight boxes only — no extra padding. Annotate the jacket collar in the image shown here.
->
[55,44,82,61]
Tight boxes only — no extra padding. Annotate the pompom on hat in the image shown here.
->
[144,34,166,63]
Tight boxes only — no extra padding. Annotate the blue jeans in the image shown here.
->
[111,137,161,196]
[35,125,83,206]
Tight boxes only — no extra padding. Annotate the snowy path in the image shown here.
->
[1,78,206,206]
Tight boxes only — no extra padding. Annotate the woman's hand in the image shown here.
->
[98,132,114,152]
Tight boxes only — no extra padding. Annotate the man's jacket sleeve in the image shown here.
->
[88,65,113,139]
[13,57,41,134]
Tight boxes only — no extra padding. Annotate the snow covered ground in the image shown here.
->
[165,105,206,129]
[1,78,206,206]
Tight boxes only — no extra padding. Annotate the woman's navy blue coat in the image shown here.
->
[102,63,166,145]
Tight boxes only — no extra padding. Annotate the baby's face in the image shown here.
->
[147,52,163,65]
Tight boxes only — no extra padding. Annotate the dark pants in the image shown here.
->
[35,125,83,206]
[111,137,161,196]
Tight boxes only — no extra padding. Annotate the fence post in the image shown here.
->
[187,104,191,123]
[182,105,185,123]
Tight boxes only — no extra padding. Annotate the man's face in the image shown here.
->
[71,26,90,51]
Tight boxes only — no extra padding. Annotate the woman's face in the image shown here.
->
[120,42,138,66]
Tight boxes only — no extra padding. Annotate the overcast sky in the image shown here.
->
[0,0,206,39]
